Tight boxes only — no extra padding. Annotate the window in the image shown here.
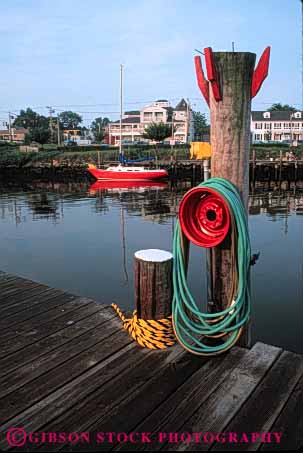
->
[293,122,300,129]
[263,112,270,119]
[254,134,262,140]
[264,123,272,130]
[284,123,291,129]
[155,112,163,120]
[143,113,152,121]
[294,112,301,119]
[133,125,138,129]
[255,123,262,129]
[274,123,281,129]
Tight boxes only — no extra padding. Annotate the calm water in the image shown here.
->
[0,179,303,353]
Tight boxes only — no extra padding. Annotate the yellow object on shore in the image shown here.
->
[111,303,176,349]
[190,142,211,159]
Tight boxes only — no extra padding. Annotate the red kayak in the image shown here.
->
[88,164,168,181]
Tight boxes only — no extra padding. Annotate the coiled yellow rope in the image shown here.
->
[111,303,176,349]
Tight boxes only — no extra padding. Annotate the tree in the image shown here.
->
[24,134,31,145]
[192,111,209,140]
[13,108,48,129]
[267,103,296,112]
[58,111,82,129]
[28,127,51,147]
[91,117,110,142]
[143,122,174,157]
[143,122,172,142]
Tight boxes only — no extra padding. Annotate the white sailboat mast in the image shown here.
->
[120,64,123,158]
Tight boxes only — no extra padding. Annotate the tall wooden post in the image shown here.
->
[195,46,270,348]
[209,52,255,347]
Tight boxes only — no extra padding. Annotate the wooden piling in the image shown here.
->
[134,249,173,320]
[279,149,283,186]
[209,52,256,348]
[252,149,256,187]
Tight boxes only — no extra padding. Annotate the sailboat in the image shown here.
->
[87,64,168,182]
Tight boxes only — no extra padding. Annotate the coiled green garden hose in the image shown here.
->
[172,177,251,356]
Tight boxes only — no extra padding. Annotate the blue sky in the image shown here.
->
[0,0,301,124]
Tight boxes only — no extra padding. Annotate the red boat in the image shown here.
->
[87,164,168,181]
[89,180,168,192]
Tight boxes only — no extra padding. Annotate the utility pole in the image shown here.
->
[57,116,60,145]
[171,113,174,143]
[290,113,294,147]
[47,106,55,143]
[8,112,12,142]
[186,98,191,144]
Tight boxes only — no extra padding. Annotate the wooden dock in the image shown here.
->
[0,271,302,451]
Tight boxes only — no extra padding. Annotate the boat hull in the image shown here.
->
[88,167,168,181]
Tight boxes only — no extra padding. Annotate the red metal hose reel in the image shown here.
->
[179,187,230,248]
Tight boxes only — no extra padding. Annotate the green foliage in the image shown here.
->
[24,134,32,145]
[192,111,209,140]
[143,122,173,142]
[13,108,49,129]
[0,150,36,167]
[267,103,296,112]
[28,127,51,145]
[90,117,110,142]
[0,149,62,168]
[58,111,82,129]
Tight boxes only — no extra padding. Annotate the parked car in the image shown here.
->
[64,140,77,147]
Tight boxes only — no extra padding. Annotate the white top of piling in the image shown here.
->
[134,249,173,263]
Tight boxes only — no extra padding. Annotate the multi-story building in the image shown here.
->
[251,111,303,144]
[0,127,28,142]
[62,128,92,145]
[107,98,194,145]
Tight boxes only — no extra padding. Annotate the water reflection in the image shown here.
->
[0,180,302,353]
[1,180,303,226]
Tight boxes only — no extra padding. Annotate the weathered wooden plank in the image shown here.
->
[0,306,110,378]
[0,294,76,330]
[0,285,58,312]
[0,298,98,357]
[260,372,303,451]
[0,292,78,330]
[44,350,211,452]
[0,281,43,299]
[0,308,117,398]
[0,318,130,423]
[210,350,303,451]
[161,342,282,451]
[0,287,62,315]
[0,274,41,289]
[111,348,247,452]
[0,275,23,288]
[26,346,189,452]
[0,342,139,451]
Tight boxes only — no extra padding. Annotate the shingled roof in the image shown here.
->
[252,111,303,121]
[124,110,140,115]
[113,117,140,124]
[174,98,188,111]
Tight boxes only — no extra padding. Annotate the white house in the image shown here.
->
[251,111,303,144]
[108,98,194,145]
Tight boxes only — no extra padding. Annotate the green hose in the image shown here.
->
[172,177,251,356]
